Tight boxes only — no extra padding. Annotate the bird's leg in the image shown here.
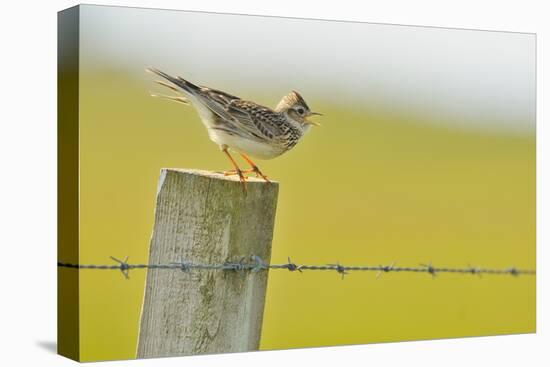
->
[240,153,270,182]
[222,148,247,192]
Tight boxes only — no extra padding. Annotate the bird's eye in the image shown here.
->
[296,107,305,115]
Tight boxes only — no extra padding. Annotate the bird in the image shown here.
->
[146,67,322,191]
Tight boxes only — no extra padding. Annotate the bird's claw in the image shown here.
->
[251,166,270,182]
[224,168,269,183]
[223,169,248,192]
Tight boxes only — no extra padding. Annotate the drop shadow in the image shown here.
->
[36,340,57,354]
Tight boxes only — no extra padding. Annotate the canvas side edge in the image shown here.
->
[57,5,81,362]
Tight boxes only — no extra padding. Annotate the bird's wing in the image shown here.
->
[197,89,284,141]
[224,99,286,140]
[195,88,241,123]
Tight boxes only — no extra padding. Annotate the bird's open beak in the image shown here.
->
[305,112,323,126]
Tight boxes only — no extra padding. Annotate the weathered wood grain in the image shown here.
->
[136,169,278,358]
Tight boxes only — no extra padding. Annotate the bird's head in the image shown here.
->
[275,91,322,128]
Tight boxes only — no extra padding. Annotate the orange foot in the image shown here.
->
[239,153,270,182]
[250,165,270,182]
[223,169,248,192]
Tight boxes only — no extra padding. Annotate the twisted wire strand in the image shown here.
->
[57,255,536,280]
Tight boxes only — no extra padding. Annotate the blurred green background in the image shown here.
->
[77,72,535,361]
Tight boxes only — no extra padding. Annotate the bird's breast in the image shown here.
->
[207,129,285,160]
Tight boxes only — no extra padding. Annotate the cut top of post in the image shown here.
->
[164,168,276,183]
[156,168,278,197]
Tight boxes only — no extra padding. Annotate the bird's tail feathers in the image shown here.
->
[149,92,189,105]
[146,67,201,95]
[154,79,180,93]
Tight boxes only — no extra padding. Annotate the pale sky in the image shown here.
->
[80,5,536,134]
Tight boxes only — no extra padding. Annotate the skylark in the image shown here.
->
[146,67,321,190]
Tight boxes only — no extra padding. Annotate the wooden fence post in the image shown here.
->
[136,169,279,358]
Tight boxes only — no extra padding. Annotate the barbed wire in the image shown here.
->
[57,255,536,280]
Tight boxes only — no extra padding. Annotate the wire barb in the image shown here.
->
[170,257,191,272]
[376,262,395,279]
[110,256,131,279]
[467,263,482,278]
[250,255,267,273]
[420,262,437,278]
[223,257,248,272]
[327,262,348,279]
[283,257,303,272]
